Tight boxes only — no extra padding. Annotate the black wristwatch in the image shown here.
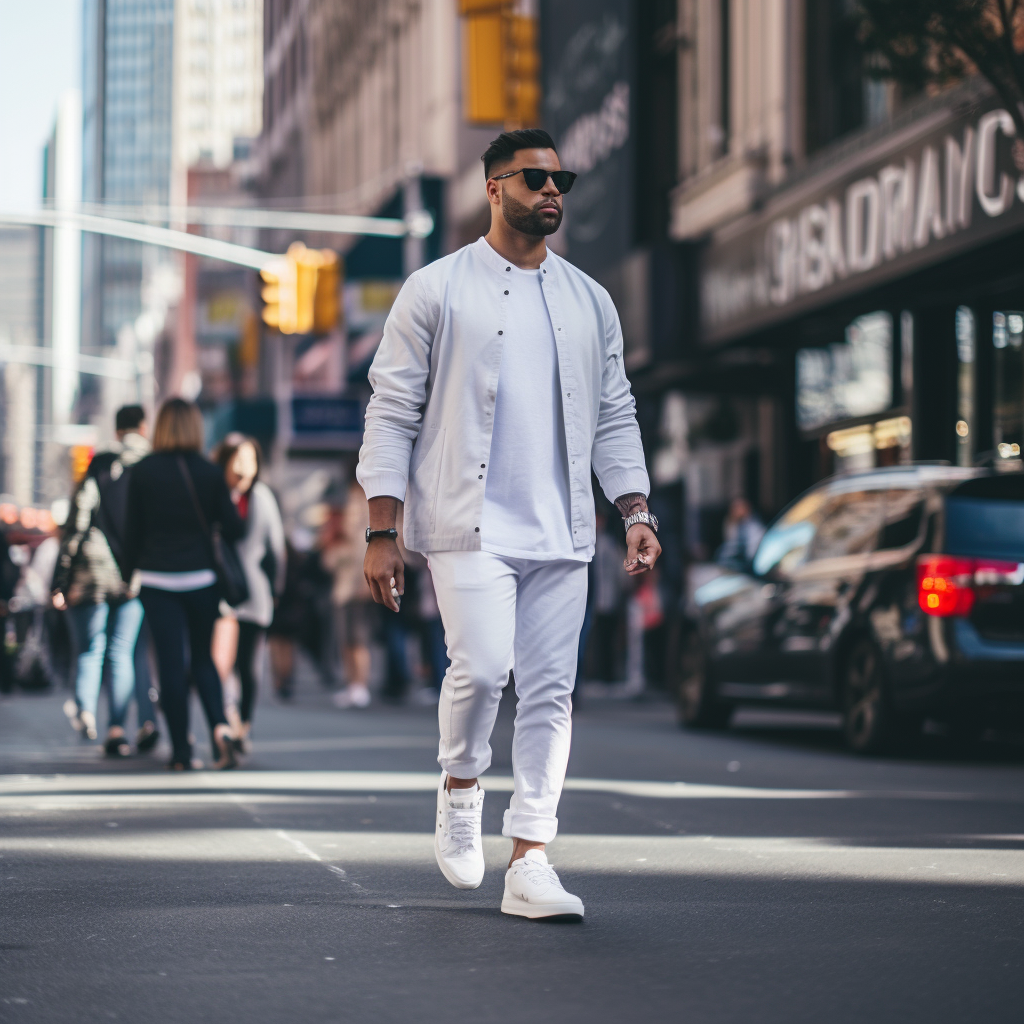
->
[366,527,399,543]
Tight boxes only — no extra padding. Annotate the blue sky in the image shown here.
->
[0,0,80,208]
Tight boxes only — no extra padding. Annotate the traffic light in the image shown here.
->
[459,0,540,128]
[260,243,340,335]
[313,250,341,335]
[260,254,297,333]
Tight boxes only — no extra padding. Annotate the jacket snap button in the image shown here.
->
[504,290,509,295]
[498,330,503,335]
[478,475,483,480]
[474,527,480,532]
[480,463,486,468]
[505,267,511,271]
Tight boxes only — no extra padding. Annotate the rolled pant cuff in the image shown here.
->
[502,809,558,844]
[438,757,491,782]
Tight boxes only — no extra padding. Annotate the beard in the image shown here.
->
[501,191,563,236]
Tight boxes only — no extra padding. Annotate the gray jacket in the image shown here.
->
[232,480,286,627]
[356,238,650,554]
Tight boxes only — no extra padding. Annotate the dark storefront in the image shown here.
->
[697,82,1024,508]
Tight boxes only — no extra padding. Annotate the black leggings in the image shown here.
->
[140,585,227,763]
[236,620,265,725]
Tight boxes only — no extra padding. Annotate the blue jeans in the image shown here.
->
[69,599,145,729]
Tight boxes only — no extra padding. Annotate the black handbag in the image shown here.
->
[177,457,250,607]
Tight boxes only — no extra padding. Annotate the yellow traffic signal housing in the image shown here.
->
[261,243,340,336]
[313,251,341,335]
[459,0,540,128]
[260,255,297,333]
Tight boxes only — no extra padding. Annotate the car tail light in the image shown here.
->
[916,555,1023,617]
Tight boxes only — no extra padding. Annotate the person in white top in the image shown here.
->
[210,435,287,751]
[359,129,661,920]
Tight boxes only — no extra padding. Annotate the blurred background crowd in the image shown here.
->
[4,0,1024,752]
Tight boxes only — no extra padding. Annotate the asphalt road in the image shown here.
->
[1,680,1022,1024]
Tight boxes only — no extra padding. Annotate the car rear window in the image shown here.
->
[945,475,1024,561]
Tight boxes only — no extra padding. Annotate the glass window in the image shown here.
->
[808,490,885,560]
[878,490,924,550]
[752,490,828,577]
[992,311,1024,457]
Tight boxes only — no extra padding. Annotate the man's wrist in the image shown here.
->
[615,492,648,520]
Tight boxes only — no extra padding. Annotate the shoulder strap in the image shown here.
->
[177,456,211,539]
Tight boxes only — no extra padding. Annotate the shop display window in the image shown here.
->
[797,311,893,432]
[992,311,1024,460]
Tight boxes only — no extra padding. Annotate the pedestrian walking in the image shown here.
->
[210,434,286,752]
[53,405,158,755]
[121,398,245,770]
[358,129,660,920]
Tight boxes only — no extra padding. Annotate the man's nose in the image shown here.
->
[540,175,561,196]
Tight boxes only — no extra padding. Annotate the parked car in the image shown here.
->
[679,464,1024,752]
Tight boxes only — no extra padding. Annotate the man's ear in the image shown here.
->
[485,176,502,206]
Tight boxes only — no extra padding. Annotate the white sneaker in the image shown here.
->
[434,772,485,890]
[501,849,584,921]
[332,684,370,709]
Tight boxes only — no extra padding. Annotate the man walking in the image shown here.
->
[358,129,660,920]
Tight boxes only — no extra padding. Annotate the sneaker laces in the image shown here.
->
[520,859,561,888]
[445,807,479,854]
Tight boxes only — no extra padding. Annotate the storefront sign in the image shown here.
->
[291,396,363,450]
[701,91,1024,344]
[541,0,633,277]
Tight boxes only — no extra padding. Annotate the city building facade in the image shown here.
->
[655,0,1024,558]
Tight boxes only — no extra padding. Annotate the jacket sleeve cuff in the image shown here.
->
[355,470,408,502]
[600,470,650,504]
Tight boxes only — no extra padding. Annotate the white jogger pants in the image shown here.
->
[428,550,589,844]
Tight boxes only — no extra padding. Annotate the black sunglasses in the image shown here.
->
[491,167,577,194]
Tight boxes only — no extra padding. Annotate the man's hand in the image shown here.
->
[364,537,405,612]
[52,591,66,611]
[364,496,404,612]
[624,524,661,576]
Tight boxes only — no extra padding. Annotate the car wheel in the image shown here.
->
[842,638,893,754]
[677,632,732,730]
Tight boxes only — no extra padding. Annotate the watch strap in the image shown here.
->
[623,510,658,533]
[365,527,398,542]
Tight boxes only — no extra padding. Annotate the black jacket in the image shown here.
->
[122,450,245,578]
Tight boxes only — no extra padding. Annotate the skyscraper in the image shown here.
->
[81,0,175,378]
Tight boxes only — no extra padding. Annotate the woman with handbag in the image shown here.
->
[210,433,286,752]
[121,398,245,770]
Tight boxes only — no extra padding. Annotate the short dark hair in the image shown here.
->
[482,129,557,178]
[115,404,145,432]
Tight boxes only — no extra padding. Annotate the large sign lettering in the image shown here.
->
[701,93,1024,343]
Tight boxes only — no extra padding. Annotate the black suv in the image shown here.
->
[680,465,1024,752]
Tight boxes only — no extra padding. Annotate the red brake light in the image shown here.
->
[917,556,976,616]
[916,555,1023,616]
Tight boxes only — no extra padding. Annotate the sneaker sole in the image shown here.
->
[500,893,584,921]
[433,832,484,890]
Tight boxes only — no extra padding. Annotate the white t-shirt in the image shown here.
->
[480,259,584,561]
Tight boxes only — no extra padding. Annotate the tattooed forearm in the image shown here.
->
[614,493,648,519]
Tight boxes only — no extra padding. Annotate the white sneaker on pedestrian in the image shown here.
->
[332,684,370,709]
[434,772,485,890]
[501,849,584,921]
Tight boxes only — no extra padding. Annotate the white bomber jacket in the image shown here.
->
[356,237,650,555]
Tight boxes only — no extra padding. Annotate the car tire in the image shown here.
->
[842,638,894,754]
[677,632,732,730]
